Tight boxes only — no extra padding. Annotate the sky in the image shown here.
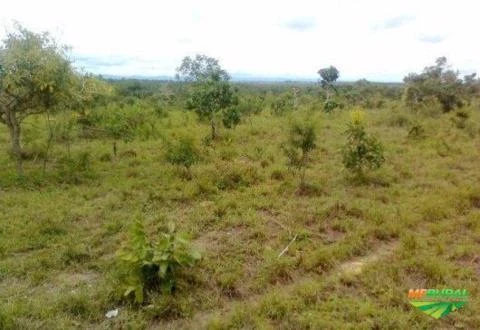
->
[1,0,479,82]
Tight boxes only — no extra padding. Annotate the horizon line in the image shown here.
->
[96,73,404,84]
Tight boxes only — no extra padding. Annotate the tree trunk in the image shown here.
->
[210,119,216,140]
[8,121,23,176]
[300,154,307,187]
[43,110,53,174]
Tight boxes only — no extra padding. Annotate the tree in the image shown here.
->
[176,54,237,140]
[463,73,480,101]
[0,24,77,175]
[318,66,339,88]
[403,57,470,112]
[317,66,340,111]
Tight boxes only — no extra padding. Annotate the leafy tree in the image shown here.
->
[463,73,480,101]
[403,57,471,112]
[176,55,237,139]
[282,121,317,187]
[0,24,77,174]
[317,66,340,111]
[72,75,113,141]
[318,66,340,87]
[75,74,113,110]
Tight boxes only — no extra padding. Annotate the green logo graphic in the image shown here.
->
[408,289,469,319]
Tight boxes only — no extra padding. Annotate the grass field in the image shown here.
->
[1,104,479,329]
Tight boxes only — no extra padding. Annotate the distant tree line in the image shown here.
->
[1,24,479,176]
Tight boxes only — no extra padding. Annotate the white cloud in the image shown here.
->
[1,0,479,81]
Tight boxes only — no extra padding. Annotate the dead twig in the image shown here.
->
[278,234,297,258]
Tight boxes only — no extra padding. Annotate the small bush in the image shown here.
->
[387,112,411,127]
[99,153,112,162]
[215,163,260,190]
[117,220,201,304]
[165,137,200,172]
[302,247,336,272]
[222,107,241,129]
[450,109,470,129]
[77,104,154,142]
[323,100,339,112]
[271,94,293,115]
[342,110,385,178]
[407,122,426,139]
[282,121,317,186]
[56,152,95,184]
[260,293,293,320]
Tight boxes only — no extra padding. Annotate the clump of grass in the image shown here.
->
[57,291,95,319]
[270,167,285,181]
[60,243,91,266]
[208,306,261,329]
[302,247,336,272]
[387,111,411,127]
[144,295,192,320]
[214,162,260,190]
[215,270,242,298]
[258,254,297,285]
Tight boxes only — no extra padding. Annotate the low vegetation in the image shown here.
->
[342,109,385,180]
[1,24,479,329]
[117,221,201,304]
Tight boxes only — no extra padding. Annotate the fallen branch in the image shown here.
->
[278,234,297,258]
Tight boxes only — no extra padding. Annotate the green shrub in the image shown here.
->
[342,110,384,178]
[222,107,241,128]
[282,120,317,186]
[323,100,339,112]
[234,96,263,115]
[215,164,260,190]
[387,112,411,127]
[450,109,470,129]
[77,104,154,142]
[117,220,201,303]
[271,94,293,115]
[165,137,200,172]
[56,151,95,184]
[408,122,426,139]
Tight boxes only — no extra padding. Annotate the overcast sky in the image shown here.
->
[1,0,479,81]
